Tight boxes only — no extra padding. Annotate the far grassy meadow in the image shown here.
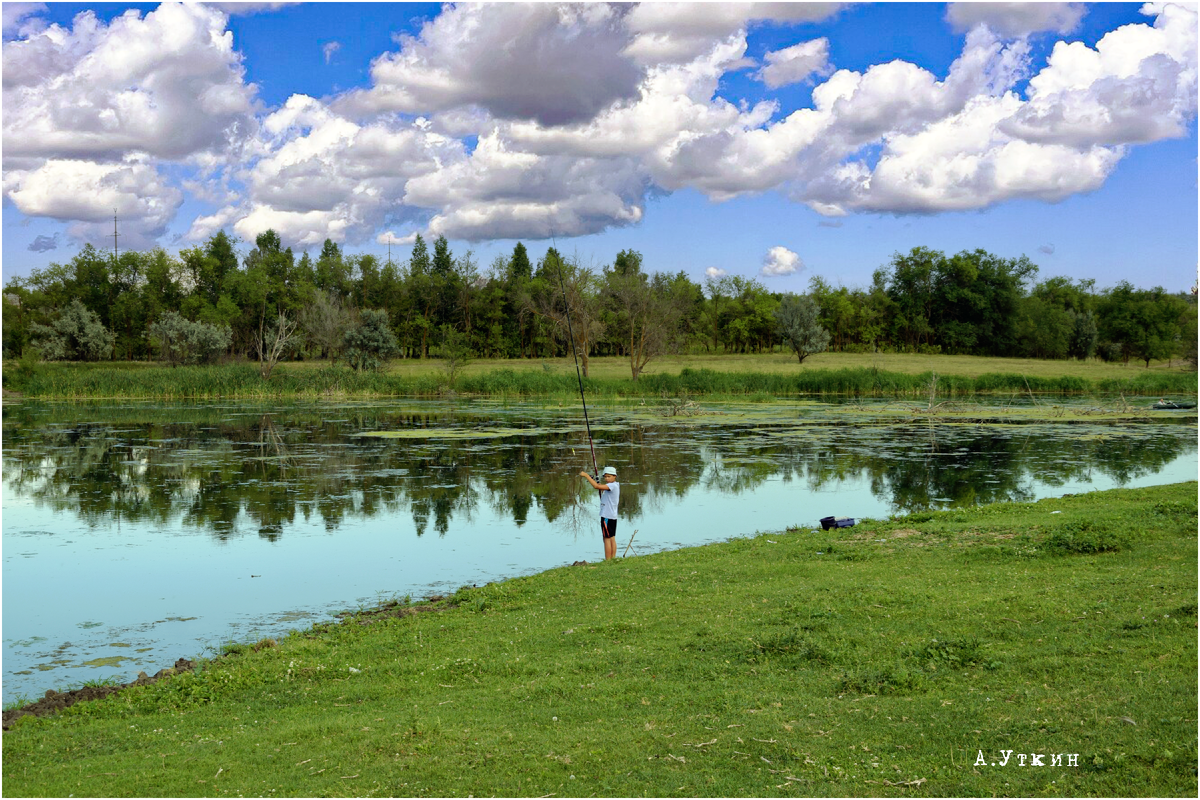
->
[4,352,1196,401]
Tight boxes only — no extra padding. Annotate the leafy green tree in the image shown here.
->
[433,324,474,388]
[430,236,461,331]
[30,299,115,361]
[699,276,731,352]
[432,236,454,278]
[775,293,830,363]
[530,252,604,375]
[509,242,532,281]
[603,250,687,379]
[505,242,537,358]
[450,250,479,342]
[65,245,115,327]
[1015,296,1072,359]
[1181,295,1198,371]
[148,311,232,365]
[315,239,351,299]
[1032,276,1095,314]
[473,257,512,358]
[1068,309,1099,360]
[1098,283,1189,367]
[298,289,353,361]
[406,235,437,356]
[344,309,401,371]
[182,231,239,308]
[717,276,778,353]
[885,246,938,350]
[2,292,30,358]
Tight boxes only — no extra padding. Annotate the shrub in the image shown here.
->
[4,346,42,389]
[775,294,830,364]
[432,324,474,388]
[344,309,401,372]
[29,300,114,361]
[149,312,232,366]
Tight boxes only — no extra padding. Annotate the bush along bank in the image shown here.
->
[3,481,1196,797]
[3,362,1196,400]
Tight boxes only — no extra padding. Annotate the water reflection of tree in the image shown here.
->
[3,408,1193,539]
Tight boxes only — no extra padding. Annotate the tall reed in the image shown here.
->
[4,363,1195,400]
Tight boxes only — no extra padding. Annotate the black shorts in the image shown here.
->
[600,517,618,539]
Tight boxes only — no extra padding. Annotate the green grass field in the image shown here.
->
[4,352,1196,400]
[327,350,1190,382]
[4,482,1196,797]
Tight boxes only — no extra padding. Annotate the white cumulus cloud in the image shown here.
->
[341,3,642,127]
[946,3,1087,38]
[1001,2,1197,146]
[376,231,418,246]
[404,132,648,241]
[759,38,831,88]
[5,157,182,249]
[761,246,803,277]
[705,267,727,279]
[224,94,463,247]
[2,2,257,162]
[624,2,843,64]
[4,1,1196,256]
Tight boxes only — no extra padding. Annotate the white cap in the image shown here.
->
[603,466,617,476]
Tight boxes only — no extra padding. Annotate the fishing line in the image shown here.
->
[550,228,600,481]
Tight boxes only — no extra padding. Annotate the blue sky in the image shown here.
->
[2,2,1196,293]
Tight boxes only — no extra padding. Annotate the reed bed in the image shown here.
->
[5,362,1195,400]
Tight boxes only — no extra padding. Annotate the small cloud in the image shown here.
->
[376,231,417,246]
[807,201,846,217]
[1038,243,1055,255]
[704,267,727,279]
[758,38,831,89]
[817,220,843,228]
[322,41,341,65]
[761,246,803,277]
[27,233,59,252]
[209,2,300,17]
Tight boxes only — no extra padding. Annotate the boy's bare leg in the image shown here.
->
[604,534,616,560]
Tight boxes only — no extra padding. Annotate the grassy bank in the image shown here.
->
[4,354,1196,400]
[4,482,1196,797]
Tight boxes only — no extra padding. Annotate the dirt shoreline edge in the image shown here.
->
[0,587,503,730]
[2,658,197,730]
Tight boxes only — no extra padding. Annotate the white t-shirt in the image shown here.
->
[599,481,620,519]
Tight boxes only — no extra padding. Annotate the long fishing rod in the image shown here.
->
[551,234,599,480]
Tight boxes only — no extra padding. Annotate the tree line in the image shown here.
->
[3,230,1195,376]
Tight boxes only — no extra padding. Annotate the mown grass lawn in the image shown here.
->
[3,482,1197,797]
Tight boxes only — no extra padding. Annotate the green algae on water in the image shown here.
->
[80,656,133,668]
[353,427,531,440]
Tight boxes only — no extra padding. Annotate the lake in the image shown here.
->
[2,398,1196,703]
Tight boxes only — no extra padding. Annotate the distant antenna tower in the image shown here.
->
[387,233,393,269]
[112,209,120,262]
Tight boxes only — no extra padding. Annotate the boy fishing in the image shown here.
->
[579,466,620,560]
